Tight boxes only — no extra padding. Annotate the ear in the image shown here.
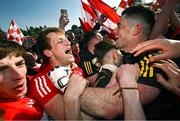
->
[43,50,52,58]
[132,24,143,36]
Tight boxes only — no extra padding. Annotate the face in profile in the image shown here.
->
[115,17,131,49]
[0,55,27,100]
[46,32,75,66]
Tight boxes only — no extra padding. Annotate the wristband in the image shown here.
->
[113,87,138,96]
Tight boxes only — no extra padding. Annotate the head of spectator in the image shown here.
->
[67,31,80,55]
[116,5,155,52]
[83,31,103,54]
[94,39,122,67]
[0,40,27,100]
[35,27,74,67]
[100,30,109,39]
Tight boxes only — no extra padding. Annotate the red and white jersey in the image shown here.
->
[28,64,60,106]
[28,63,86,106]
[0,97,43,120]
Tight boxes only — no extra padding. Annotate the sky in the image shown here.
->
[0,0,120,32]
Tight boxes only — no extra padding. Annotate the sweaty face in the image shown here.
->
[0,55,27,100]
[115,17,131,49]
[47,32,75,66]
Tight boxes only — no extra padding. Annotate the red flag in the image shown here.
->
[79,18,92,32]
[116,0,134,16]
[88,0,120,23]
[7,20,24,45]
[80,0,97,32]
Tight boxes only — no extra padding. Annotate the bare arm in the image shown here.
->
[59,16,69,31]
[131,38,180,62]
[80,82,159,119]
[150,0,177,39]
[64,73,87,120]
[44,94,64,120]
[116,64,146,120]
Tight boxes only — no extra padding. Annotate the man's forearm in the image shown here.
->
[150,0,177,39]
[122,89,146,120]
[64,95,81,120]
[80,84,123,119]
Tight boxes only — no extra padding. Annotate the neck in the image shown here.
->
[49,59,70,68]
[124,37,145,53]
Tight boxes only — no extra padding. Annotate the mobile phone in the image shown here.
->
[61,9,68,17]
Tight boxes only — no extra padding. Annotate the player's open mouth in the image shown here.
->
[65,49,72,54]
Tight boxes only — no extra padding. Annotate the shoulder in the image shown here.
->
[28,73,60,106]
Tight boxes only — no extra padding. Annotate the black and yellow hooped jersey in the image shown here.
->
[122,51,164,90]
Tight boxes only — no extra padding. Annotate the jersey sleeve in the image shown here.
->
[138,54,164,91]
[94,69,112,87]
[28,74,60,106]
[79,60,98,77]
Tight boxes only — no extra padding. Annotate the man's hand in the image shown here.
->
[98,14,107,25]
[65,73,88,98]
[59,16,69,30]
[153,60,180,95]
[116,64,140,88]
[131,38,180,62]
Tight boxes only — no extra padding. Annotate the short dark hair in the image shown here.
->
[122,5,155,38]
[83,30,97,48]
[35,27,64,63]
[0,39,25,59]
[94,39,116,61]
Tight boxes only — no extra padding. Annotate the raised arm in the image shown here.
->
[149,0,178,39]
[80,81,160,119]
[116,64,146,120]
[131,39,180,62]
[64,73,88,120]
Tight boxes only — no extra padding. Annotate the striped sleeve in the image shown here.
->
[138,54,164,91]
[29,75,60,106]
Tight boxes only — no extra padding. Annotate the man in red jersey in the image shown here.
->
[0,40,44,120]
[29,27,88,120]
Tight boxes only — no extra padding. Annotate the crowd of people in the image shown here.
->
[0,0,180,120]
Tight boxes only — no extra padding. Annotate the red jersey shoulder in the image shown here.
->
[0,97,43,120]
[28,73,60,106]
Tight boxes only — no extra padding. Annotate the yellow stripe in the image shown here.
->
[84,62,90,75]
[148,54,152,59]
[88,62,93,74]
[148,54,154,77]
[149,66,154,77]
[86,62,91,75]
[140,60,145,76]
[143,56,150,77]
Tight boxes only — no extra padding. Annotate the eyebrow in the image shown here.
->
[15,60,25,66]
[0,59,25,68]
